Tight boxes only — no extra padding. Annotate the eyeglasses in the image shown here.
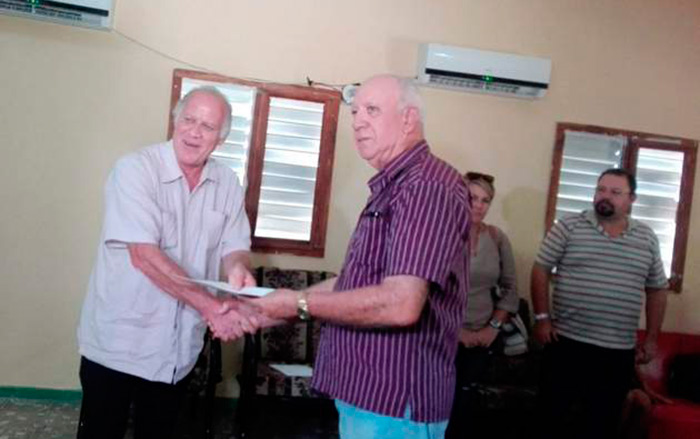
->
[465,172,495,184]
[595,186,631,198]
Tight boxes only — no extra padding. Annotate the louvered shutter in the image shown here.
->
[254,98,324,241]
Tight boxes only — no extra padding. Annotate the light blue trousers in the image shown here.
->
[335,400,448,439]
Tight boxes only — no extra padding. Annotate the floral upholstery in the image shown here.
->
[234,267,336,438]
[260,320,308,362]
[253,319,325,398]
[240,266,335,399]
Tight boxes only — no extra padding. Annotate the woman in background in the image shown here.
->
[446,172,521,439]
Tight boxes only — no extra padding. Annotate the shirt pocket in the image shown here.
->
[204,210,227,251]
[101,263,172,318]
[353,207,391,271]
[160,211,178,250]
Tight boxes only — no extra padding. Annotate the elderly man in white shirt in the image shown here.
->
[77,86,258,439]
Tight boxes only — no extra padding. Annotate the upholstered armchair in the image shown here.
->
[234,266,337,438]
[636,330,700,439]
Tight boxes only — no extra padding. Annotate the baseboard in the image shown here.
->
[0,386,82,402]
[0,386,238,409]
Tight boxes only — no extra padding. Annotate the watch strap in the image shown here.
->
[534,312,551,322]
[297,291,310,321]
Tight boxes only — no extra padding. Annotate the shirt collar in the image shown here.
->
[583,209,641,234]
[368,140,429,194]
[160,140,218,184]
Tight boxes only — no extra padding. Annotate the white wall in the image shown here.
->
[1,0,699,396]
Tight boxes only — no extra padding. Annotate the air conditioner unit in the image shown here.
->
[417,43,551,99]
[0,0,114,30]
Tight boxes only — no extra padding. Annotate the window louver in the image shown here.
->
[633,148,683,276]
[254,98,324,241]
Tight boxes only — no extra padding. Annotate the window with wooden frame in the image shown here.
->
[168,69,341,257]
[546,122,697,292]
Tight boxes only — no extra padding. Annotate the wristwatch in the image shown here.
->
[488,318,503,330]
[297,291,311,321]
[534,312,551,322]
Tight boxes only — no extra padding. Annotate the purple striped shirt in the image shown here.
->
[312,141,470,422]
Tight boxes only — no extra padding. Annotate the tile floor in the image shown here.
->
[0,398,79,439]
[0,396,338,439]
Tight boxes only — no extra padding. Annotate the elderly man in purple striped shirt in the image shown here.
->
[253,74,471,439]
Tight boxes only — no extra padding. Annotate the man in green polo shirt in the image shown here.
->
[531,168,669,439]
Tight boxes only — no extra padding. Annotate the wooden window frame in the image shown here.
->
[546,122,697,292]
[168,69,340,257]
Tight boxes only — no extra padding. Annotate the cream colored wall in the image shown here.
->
[1,0,699,396]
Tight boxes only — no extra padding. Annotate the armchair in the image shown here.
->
[637,330,700,439]
[234,266,337,438]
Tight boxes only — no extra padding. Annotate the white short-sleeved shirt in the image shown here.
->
[78,141,250,383]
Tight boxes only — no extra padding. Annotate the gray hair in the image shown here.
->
[395,76,425,126]
[172,86,232,142]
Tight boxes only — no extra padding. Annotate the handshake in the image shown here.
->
[204,297,270,341]
[198,266,303,341]
[203,289,304,340]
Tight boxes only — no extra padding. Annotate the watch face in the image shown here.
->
[297,294,310,321]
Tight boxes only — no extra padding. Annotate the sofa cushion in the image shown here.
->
[637,331,700,396]
[254,363,323,398]
[648,403,700,439]
[260,324,308,363]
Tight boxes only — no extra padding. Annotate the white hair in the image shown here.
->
[172,86,232,142]
[395,76,425,126]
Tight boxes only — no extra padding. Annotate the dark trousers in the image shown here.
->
[445,345,497,439]
[537,336,635,439]
[76,357,191,439]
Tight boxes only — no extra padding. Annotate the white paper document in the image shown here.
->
[181,277,274,297]
[270,363,314,377]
